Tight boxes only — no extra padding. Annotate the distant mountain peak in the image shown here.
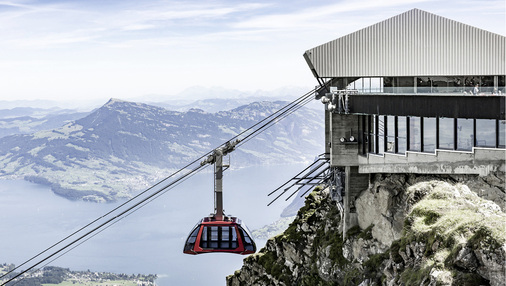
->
[0,99,324,202]
[105,98,129,106]
[188,108,206,114]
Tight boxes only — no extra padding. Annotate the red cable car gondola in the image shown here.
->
[183,216,256,255]
[183,141,257,255]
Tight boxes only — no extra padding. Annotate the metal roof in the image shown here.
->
[304,9,506,78]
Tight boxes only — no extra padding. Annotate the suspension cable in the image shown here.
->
[1,88,316,285]
[237,92,314,147]
[1,149,213,283]
[22,162,210,282]
[2,163,207,285]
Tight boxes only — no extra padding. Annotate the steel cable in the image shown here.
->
[1,88,316,285]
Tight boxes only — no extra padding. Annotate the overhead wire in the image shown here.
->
[237,91,314,147]
[266,159,328,206]
[284,166,330,201]
[1,150,214,283]
[2,163,208,286]
[1,88,316,286]
[12,162,211,286]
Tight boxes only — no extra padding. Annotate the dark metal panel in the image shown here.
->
[348,95,505,120]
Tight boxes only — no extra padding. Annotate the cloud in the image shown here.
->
[0,1,274,49]
[233,0,435,30]
[132,2,270,21]
[0,0,503,102]
[121,24,156,31]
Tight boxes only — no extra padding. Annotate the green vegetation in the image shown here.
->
[343,267,362,285]
[404,182,506,250]
[0,265,156,286]
[346,224,373,240]
[232,178,505,286]
[42,280,138,286]
[399,265,433,285]
[397,181,506,284]
[257,251,292,285]
[281,187,322,243]
[389,240,404,264]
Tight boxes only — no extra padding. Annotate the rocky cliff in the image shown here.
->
[227,172,505,285]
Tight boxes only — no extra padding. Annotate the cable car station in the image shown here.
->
[304,8,505,236]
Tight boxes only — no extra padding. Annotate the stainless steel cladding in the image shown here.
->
[304,9,505,78]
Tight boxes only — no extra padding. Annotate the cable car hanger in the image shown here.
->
[183,139,257,255]
[3,91,315,284]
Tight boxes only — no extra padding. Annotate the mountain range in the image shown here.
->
[0,107,89,138]
[0,98,324,202]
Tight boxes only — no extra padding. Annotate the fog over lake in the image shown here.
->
[0,164,306,285]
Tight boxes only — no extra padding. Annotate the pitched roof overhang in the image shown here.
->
[304,9,506,79]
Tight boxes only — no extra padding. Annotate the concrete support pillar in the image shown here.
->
[342,166,369,239]
[342,166,359,239]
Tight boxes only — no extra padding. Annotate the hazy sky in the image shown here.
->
[0,0,504,102]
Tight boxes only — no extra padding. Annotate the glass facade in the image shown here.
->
[358,74,505,154]
[347,77,384,93]
[500,120,506,147]
[398,117,407,154]
[476,119,496,147]
[341,75,505,95]
[457,119,473,150]
[365,116,504,155]
[408,117,421,151]
[423,118,437,152]
[439,118,454,150]
[386,116,395,152]
[378,116,385,154]
[384,77,415,93]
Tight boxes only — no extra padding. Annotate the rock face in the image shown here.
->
[227,173,506,285]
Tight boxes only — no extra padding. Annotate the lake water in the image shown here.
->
[0,164,306,286]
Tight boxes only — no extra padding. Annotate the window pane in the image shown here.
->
[210,226,219,241]
[431,77,448,93]
[384,77,394,93]
[220,227,230,248]
[464,76,480,95]
[370,116,377,153]
[371,77,383,93]
[348,78,361,91]
[499,76,505,95]
[222,227,230,241]
[378,116,385,154]
[202,227,208,241]
[409,117,421,151]
[397,117,406,153]
[423,118,437,152]
[450,77,464,93]
[201,226,209,248]
[439,118,454,149]
[241,229,252,244]
[481,76,494,94]
[500,120,505,147]
[363,78,371,92]
[457,119,473,150]
[386,116,395,152]
[476,119,496,147]
[417,77,431,93]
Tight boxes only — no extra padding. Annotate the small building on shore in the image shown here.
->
[303,8,505,233]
